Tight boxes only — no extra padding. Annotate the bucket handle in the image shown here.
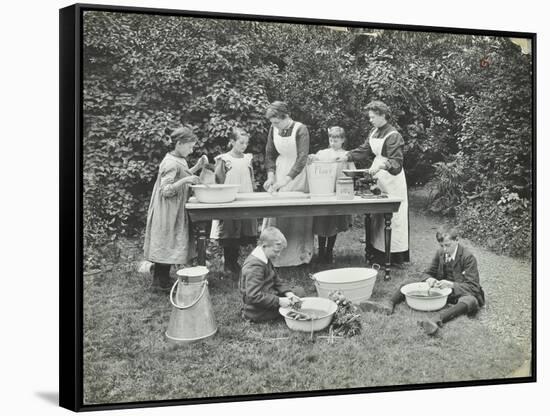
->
[371,263,380,271]
[308,273,317,282]
[169,279,208,310]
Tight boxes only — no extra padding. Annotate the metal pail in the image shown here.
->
[165,267,217,344]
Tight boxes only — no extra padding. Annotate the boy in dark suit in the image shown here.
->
[360,226,485,335]
[240,226,304,322]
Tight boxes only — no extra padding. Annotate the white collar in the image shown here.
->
[449,244,459,261]
[251,246,268,264]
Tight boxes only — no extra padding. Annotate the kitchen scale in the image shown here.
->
[341,169,387,198]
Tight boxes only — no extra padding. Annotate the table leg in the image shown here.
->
[384,213,393,280]
[364,214,371,264]
[196,221,208,266]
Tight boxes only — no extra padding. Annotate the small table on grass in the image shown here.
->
[185,194,402,280]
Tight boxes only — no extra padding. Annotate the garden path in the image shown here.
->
[408,188,532,376]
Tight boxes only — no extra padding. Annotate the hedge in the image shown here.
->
[82,12,532,267]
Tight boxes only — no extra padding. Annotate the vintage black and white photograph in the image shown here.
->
[60,3,534,411]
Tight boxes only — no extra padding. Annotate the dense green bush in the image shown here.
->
[81,12,533,267]
[457,198,532,258]
[428,159,464,216]
[82,13,276,269]
[428,38,532,256]
[460,47,532,199]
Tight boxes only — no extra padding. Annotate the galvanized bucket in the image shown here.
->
[165,266,217,344]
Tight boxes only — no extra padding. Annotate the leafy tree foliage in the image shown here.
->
[453,38,532,257]
[81,12,532,267]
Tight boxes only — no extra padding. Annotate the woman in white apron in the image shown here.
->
[340,100,409,264]
[262,101,314,267]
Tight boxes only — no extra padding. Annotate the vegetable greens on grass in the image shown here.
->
[329,291,362,337]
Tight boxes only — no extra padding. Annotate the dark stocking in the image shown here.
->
[224,246,240,268]
[326,235,337,263]
[318,236,327,259]
[152,263,171,288]
[327,235,337,252]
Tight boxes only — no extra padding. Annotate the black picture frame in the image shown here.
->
[60,3,536,412]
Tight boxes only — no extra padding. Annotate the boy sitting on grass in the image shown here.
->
[360,226,485,335]
[240,226,305,322]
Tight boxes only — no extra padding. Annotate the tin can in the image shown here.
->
[336,177,354,200]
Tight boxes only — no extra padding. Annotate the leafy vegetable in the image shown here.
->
[328,291,362,337]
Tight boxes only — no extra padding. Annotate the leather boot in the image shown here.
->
[418,319,442,335]
[418,302,469,336]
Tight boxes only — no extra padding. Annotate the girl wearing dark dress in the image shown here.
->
[143,126,206,290]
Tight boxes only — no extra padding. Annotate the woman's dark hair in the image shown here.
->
[265,101,290,119]
[365,100,391,120]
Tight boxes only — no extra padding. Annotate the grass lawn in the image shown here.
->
[82,191,531,405]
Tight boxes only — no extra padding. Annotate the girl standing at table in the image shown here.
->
[312,126,355,263]
[210,127,258,275]
[337,101,409,264]
[262,101,313,267]
[143,126,207,290]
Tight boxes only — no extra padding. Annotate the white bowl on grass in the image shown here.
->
[279,297,337,332]
[400,282,452,311]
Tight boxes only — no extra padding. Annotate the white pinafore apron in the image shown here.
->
[262,122,313,267]
[210,153,256,239]
[369,129,409,253]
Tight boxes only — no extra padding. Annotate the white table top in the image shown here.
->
[186,192,402,210]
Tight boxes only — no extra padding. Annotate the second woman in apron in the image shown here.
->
[262,101,314,267]
[340,100,409,264]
